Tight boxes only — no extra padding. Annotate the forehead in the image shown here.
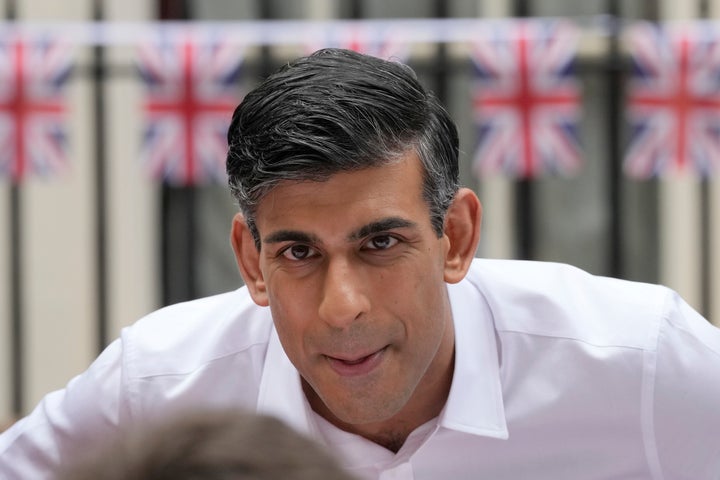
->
[255,152,428,231]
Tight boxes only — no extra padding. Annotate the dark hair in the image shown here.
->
[58,410,357,480]
[226,48,460,248]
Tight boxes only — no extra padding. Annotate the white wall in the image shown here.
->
[18,0,96,412]
[104,0,159,341]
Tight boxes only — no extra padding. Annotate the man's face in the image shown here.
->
[246,151,456,428]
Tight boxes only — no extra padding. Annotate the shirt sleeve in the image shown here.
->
[0,338,126,479]
[650,292,720,480]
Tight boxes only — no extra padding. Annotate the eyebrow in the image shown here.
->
[348,217,417,241]
[263,230,320,245]
[262,217,418,245]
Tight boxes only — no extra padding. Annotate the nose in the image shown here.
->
[317,258,370,329]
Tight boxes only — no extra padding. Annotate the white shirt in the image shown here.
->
[1,259,719,479]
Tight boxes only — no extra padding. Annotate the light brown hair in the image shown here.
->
[58,409,356,480]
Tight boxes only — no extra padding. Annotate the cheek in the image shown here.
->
[407,252,447,297]
[384,266,448,328]
[265,275,320,346]
[268,297,311,371]
[264,268,311,314]
[268,289,306,327]
[266,284,303,334]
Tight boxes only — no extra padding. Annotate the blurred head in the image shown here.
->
[58,410,357,480]
[226,48,460,248]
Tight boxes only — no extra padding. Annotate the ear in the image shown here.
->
[443,188,482,284]
[230,213,269,306]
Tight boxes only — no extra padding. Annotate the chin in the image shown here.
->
[329,395,408,426]
[335,409,387,426]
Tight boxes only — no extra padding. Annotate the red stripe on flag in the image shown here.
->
[0,41,65,182]
[626,29,720,177]
[143,40,237,186]
[473,24,579,178]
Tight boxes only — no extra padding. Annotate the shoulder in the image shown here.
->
[121,286,274,378]
[460,259,720,475]
[462,258,672,349]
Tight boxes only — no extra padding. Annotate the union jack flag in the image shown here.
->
[137,34,244,186]
[470,20,582,178]
[625,22,720,178]
[0,35,72,183]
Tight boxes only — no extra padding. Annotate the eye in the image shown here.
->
[363,235,399,250]
[281,244,317,261]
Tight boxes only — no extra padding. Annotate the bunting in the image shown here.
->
[625,22,720,178]
[470,20,582,179]
[137,34,244,186]
[0,35,72,183]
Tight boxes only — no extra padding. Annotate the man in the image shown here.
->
[1,48,719,479]
[57,409,357,480]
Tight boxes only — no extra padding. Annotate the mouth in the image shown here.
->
[325,346,387,377]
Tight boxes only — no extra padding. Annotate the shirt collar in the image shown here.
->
[256,277,508,441]
[440,280,508,439]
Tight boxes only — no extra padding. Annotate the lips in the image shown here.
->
[325,347,387,377]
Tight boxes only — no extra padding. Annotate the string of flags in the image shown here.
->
[0,18,718,185]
